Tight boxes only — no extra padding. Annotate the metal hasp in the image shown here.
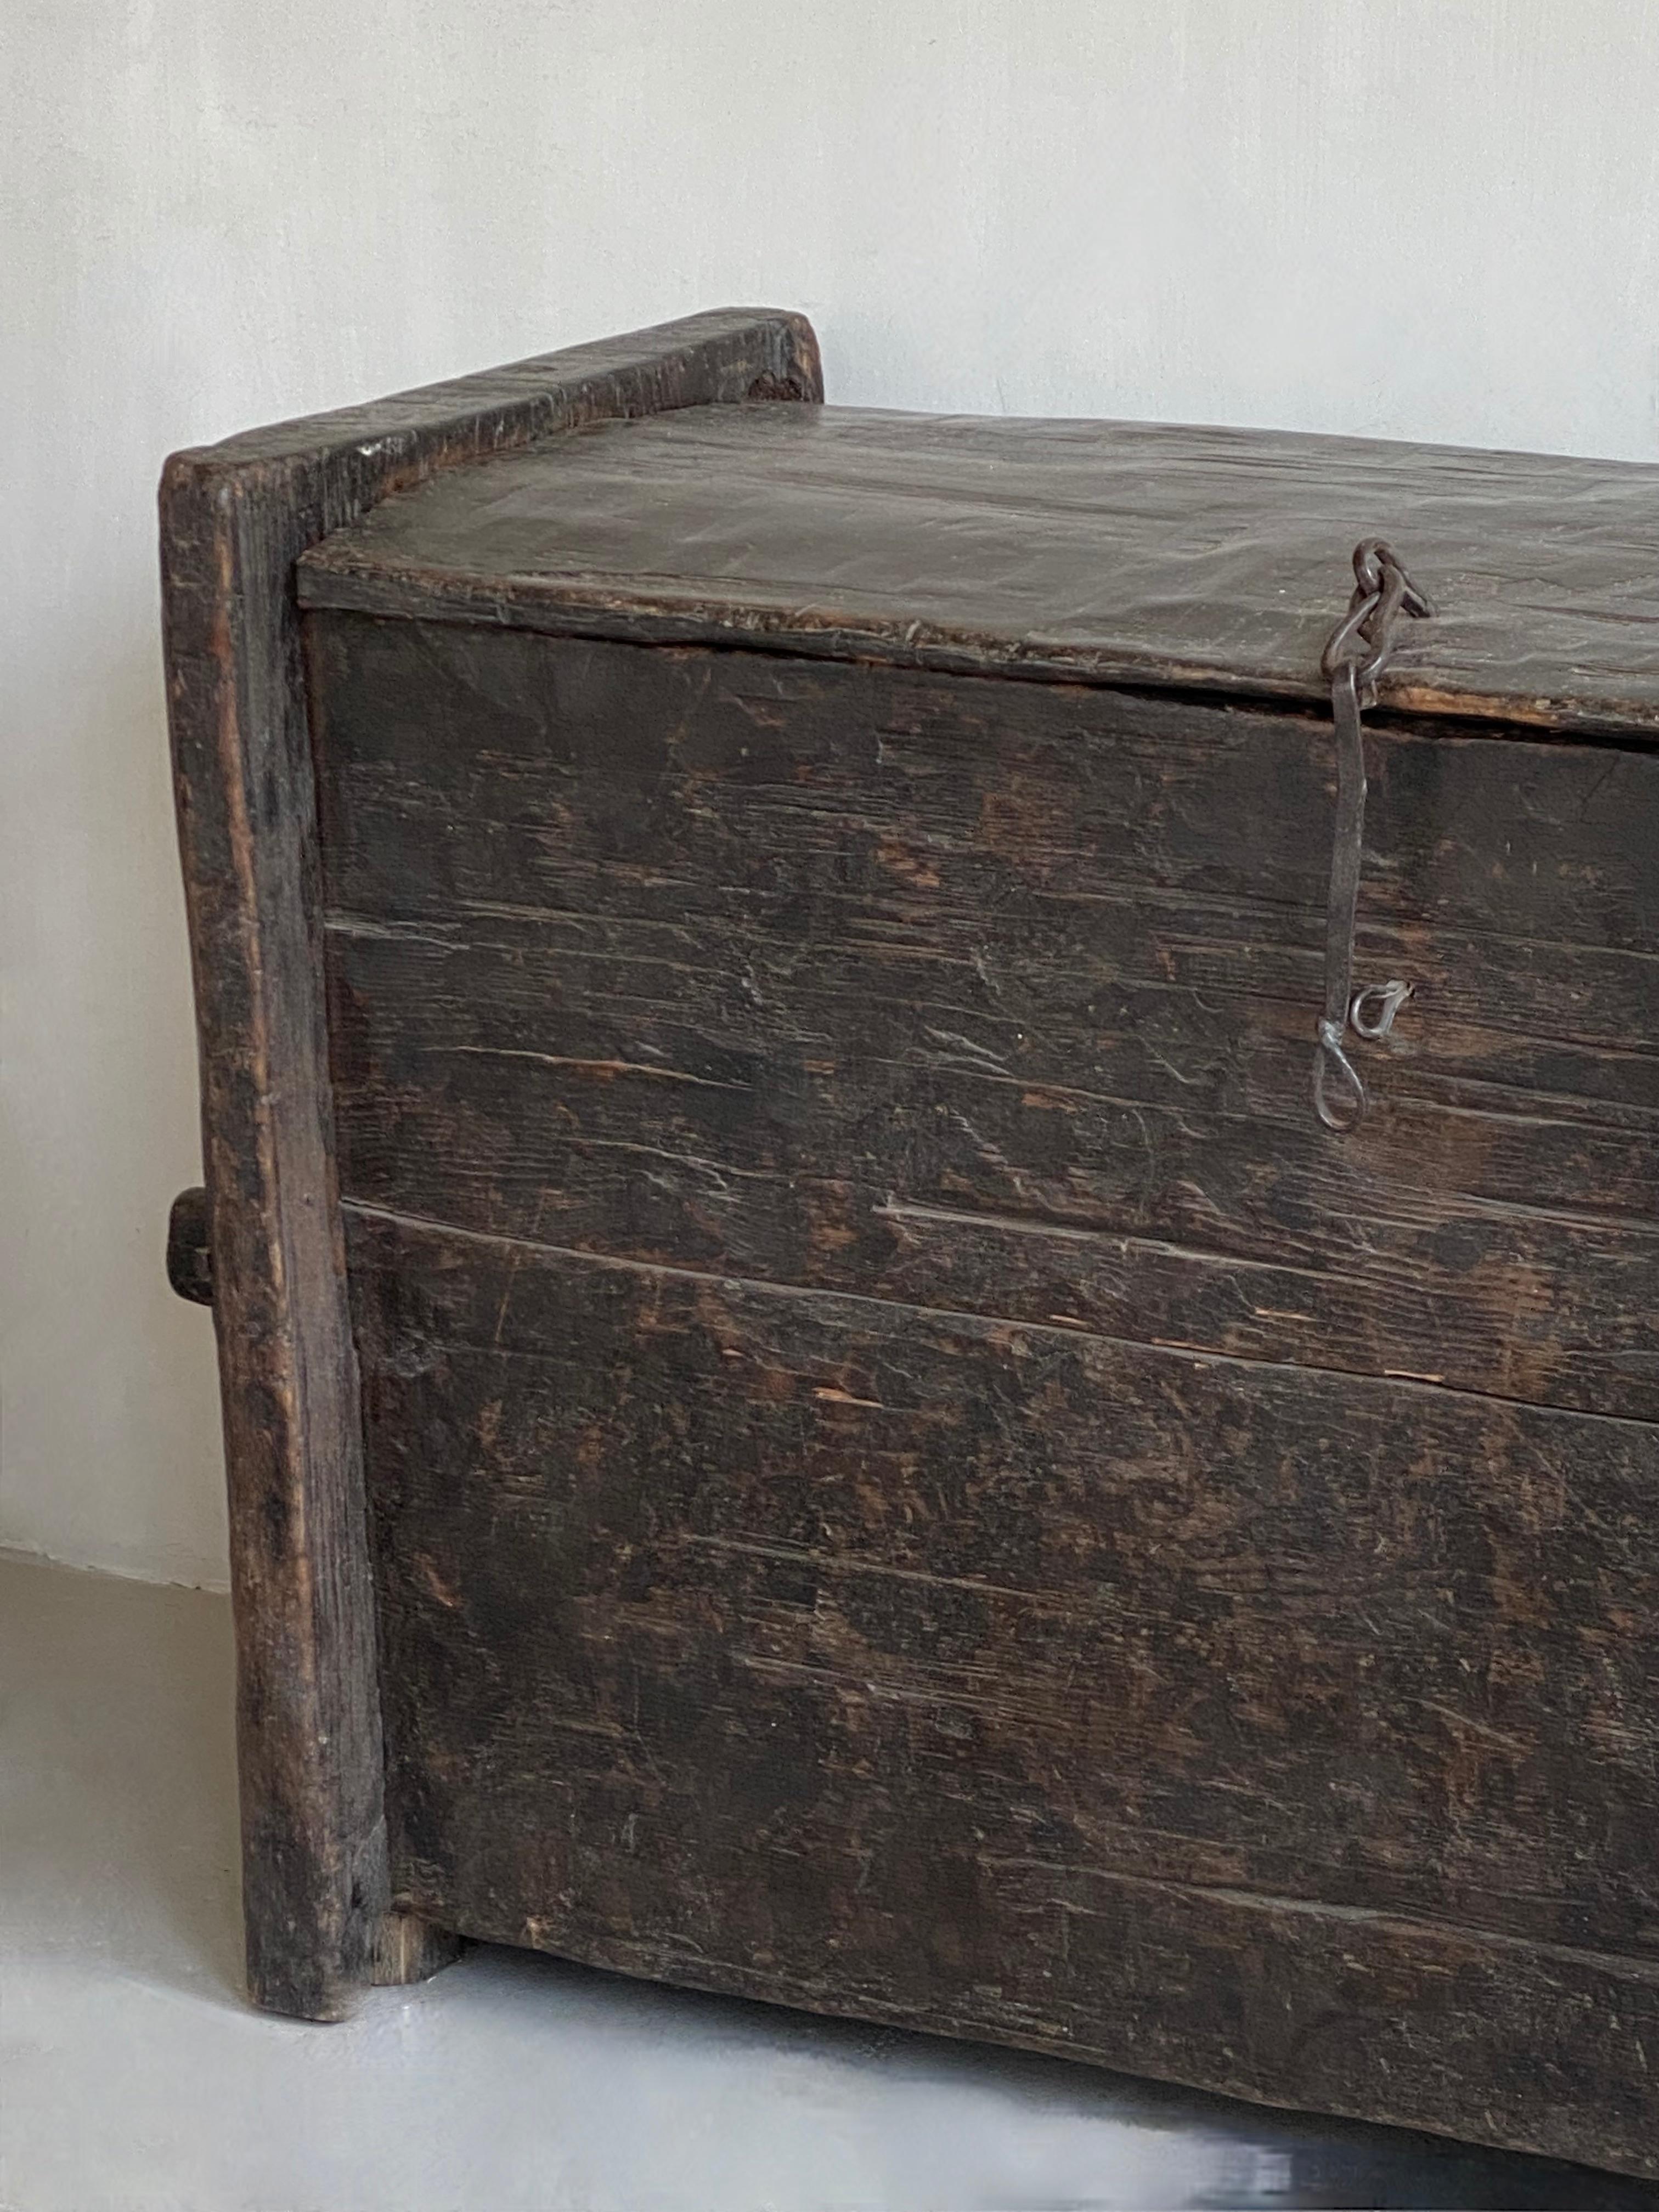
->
[1312,540,1434,1132]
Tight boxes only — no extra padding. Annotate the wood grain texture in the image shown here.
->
[227,327,1659,2163]
[306,617,1659,1422]
[298,403,1659,738]
[300,602,1659,2168]
[348,1206,1659,2178]
[157,308,822,2018]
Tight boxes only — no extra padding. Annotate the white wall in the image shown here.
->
[5,0,1658,1589]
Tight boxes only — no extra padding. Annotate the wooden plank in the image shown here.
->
[157,308,822,2017]
[297,403,1659,738]
[304,618,1659,1418]
[347,1205,1659,2178]
[304,614,1659,988]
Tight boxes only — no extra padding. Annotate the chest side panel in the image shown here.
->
[305,611,1659,2170]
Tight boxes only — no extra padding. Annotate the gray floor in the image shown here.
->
[1,1550,1654,2212]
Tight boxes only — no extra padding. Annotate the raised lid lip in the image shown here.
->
[298,402,1659,741]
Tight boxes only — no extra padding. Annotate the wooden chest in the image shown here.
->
[160,311,1659,2176]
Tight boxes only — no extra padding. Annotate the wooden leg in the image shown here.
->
[370,1910,464,1987]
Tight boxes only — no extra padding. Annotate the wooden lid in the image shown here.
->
[298,403,1659,738]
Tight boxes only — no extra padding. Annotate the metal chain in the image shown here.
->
[1312,540,1434,1133]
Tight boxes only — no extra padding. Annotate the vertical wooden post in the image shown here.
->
[159,310,823,2016]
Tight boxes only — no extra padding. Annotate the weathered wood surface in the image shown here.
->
[157,308,822,2018]
[306,617,1659,1423]
[168,302,1659,2165]
[302,604,1659,2170]
[348,1206,1659,2177]
[299,404,1659,738]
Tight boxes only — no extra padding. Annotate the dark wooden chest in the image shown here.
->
[161,311,1659,2177]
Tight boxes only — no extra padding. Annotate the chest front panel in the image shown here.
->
[302,604,1659,2155]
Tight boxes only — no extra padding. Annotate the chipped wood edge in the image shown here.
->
[157,309,823,2019]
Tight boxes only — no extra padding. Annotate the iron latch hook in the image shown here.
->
[1312,541,1434,1133]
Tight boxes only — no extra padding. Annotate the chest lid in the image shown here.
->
[298,401,1659,739]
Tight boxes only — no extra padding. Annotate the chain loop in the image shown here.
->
[1311,544,1433,1133]
[1319,538,1435,693]
[1312,1015,1367,1133]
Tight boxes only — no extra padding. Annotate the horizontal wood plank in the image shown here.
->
[349,1206,1659,2176]
[307,614,1659,951]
